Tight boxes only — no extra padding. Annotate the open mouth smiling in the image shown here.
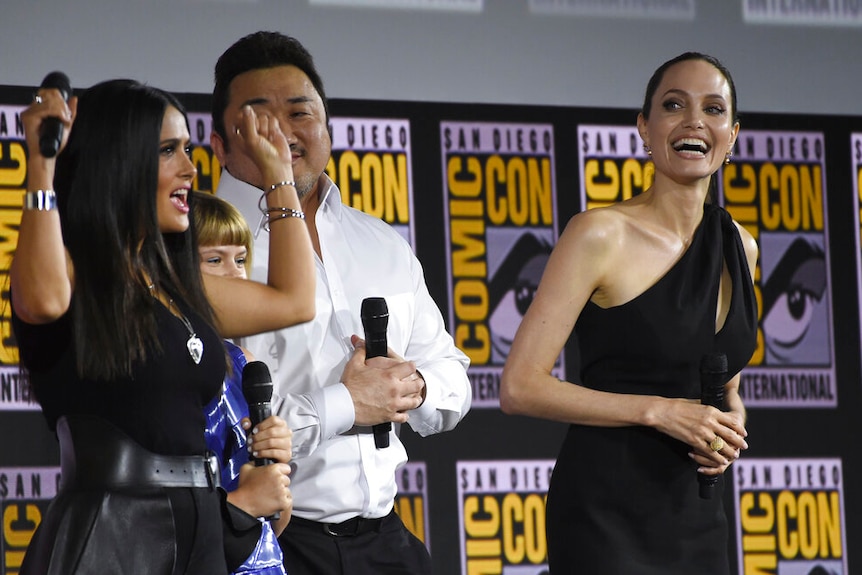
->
[671,138,709,156]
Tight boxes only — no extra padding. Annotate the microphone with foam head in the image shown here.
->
[241,360,280,520]
[37,71,72,158]
[698,352,728,500]
[361,297,391,449]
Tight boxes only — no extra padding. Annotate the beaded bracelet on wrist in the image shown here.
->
[258,180,297,213]
[263,209,305,231]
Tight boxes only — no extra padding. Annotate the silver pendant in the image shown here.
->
[187,334,204,365]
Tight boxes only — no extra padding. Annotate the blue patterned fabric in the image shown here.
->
[204,341,287,575]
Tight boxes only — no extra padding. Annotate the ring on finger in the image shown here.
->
[709,435,725,452]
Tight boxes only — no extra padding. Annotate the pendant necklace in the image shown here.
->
[169,299,204,365]
[149,283,204,365]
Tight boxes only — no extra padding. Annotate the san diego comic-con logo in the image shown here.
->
[442,121,561,408]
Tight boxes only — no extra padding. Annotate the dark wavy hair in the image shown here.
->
[212,31,330,147]
[54,79,216,379]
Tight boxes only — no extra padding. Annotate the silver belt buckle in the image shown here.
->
[204,453,220,489]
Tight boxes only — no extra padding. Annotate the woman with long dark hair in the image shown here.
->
[13,79,314,574]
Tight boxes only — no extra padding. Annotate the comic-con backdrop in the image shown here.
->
[1,84,860,575]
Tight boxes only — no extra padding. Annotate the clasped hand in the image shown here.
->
[655,398,748,477]
[342,334,426,427]
[232,415,292,521]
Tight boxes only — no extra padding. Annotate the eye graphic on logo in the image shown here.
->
[761,237,826,361]
[488,233,552,362]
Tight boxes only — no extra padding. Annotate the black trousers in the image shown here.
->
[278,510,431,575]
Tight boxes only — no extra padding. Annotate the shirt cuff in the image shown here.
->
[311,382,355,440]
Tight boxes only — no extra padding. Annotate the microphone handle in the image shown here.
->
[247,402,274,467]
[246,401,280,520]
[39,117,65,158]
[365,334,391,448]
[365,335,387,359]
[698,376,727,499]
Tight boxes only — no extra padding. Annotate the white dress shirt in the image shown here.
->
[218,171,471,523]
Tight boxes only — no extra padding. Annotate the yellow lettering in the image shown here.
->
[0,143,26,187]
[360,153,386,219]
[4,503,39,549]
[583,159,619,205]
[455,323,490,364]
[454,280,488,322]
[395,496,425,543]
[817,491,842,558]
[486,156,506,225]
[743,554,777,574]
[451,220,486,278]
[777,490,798,558]
[449,156,483,198]
[191,147,218,193]
[725,164,758,205]
[486,157,553,226]
[501,494,524,563]
[382,154,409,223]
[523,494,547,563]
[0,199,23,364]
[528,158,553,225]
[759,163,781,231]
[621,158,652,202]
[466,560,502,575]
[464,495,500,538]
[798,165,823,231]
[465,495,503,574]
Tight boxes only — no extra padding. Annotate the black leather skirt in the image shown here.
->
[20,414,228,575]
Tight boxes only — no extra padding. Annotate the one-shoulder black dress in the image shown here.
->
[547,203,757,574]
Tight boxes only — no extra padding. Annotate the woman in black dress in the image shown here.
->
[13,79,314,574]
[500,53,758,574]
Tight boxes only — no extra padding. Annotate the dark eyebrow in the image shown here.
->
[159,137,185,147]
[240,95,314,107]
[661,88,727,102]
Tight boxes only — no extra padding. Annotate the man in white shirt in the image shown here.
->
[211,31,472,575]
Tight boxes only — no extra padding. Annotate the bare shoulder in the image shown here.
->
[560,205,630,255]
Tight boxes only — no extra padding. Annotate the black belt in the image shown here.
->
[56,414,219,491]
[291,510,394,537]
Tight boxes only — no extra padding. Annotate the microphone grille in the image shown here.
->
[41,71,71,99]
[242,361,273,404]
[361,297,389,330]
[361,297,388,317]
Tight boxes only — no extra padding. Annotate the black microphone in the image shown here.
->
[38,71,71,158]
[361,297,390,449]
[242,360,275,467]
[698,352,727,500]
[242,360,280,520]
